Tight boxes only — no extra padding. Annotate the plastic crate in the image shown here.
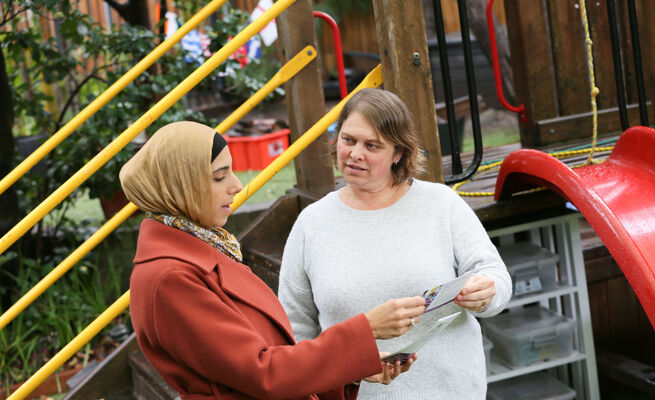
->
[497,242,559,297]
[487,372,576,400]
[225,129,290,171]
[481,306,575,367]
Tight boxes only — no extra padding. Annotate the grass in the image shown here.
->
[234,162,298,205]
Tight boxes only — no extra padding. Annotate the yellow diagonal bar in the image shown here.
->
[232,64,384,209]
[0,0,297,257]
[215,45,317,134]
[7,292,130,400]
[0,0,228,196]
[7,63,382,400]
[0,44,314,332]
[0,203,138,331]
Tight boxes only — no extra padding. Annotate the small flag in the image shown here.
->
[250,0,277,46]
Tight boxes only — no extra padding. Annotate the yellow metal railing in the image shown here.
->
[216,45,317,134]
[6,65,383,400]
[0,0,228,196]
[0,45,317,331]
[0,0,296,256]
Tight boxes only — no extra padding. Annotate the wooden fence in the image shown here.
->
[505,0,655,147]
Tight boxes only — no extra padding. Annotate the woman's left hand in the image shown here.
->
[454,274,496,312]
[363,353,418,385]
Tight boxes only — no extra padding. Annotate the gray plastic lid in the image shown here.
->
[488,371,576,400]
[483,306,574,338]
[497,242,559,268]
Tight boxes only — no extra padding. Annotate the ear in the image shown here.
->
[393,151,403,165]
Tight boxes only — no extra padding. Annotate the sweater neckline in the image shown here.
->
[334,179,417,214]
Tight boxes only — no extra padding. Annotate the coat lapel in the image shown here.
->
[135,219,296,343]
[215,253,296,343]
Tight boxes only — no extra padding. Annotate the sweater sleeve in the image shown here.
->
[447,189,512,317]
[278,218,323,341]
[152,266,381,400]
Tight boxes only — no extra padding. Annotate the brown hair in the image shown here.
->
[330,88,425,185]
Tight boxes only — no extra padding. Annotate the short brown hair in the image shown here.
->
[329,88,425,185]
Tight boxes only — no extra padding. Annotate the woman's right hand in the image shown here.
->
[365,297,426,339]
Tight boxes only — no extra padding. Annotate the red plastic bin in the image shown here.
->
[225,129,290,171]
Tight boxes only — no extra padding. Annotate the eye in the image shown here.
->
[342,136,353,143]
[366,143,378,149]
[214,176,225,182]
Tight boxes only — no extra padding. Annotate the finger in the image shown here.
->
[454,299,486,309]
[392,361,402,378]
[459,276,493,295]
[395,296,429,308]
[404,305,427,319]
[456,287,496,302]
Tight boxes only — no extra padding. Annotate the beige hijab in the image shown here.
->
[119,121,216,228]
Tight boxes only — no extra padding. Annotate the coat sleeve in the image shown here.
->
[278,219,323,342]
[152,265,381,400]
[447,189,512,317]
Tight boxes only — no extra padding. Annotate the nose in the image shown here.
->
[350,143,364,161]
[230,172,243,194]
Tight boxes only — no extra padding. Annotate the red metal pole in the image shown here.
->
[486,0,526,121]
[313,11,348,99]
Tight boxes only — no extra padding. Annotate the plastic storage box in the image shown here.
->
[481,306,575,367]
[497,242,559,297]
[225,129,290,171]
[487,371,576,400]
[483,335,493,374]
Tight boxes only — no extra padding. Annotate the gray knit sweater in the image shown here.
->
[278,180,511,400]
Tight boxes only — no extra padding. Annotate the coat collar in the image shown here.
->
[134,219,294,342]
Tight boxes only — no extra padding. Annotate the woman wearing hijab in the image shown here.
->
[278,89,512,399]
[120,121,426,400]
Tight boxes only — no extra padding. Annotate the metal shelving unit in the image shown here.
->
[485,214,600,399]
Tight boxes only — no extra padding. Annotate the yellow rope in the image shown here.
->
[579,0,601,165]
[454,1,607,197]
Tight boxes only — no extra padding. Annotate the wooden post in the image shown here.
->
[276,0,335,195]
[372,0,443,183]
[504,0,557,147]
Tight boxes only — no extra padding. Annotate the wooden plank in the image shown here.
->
[607,276,641,357]
[276,0,335,195]
[637,0,655,124]
[63,334,139,400]
[597,350,655,395]
[372,0,443,183]
[616,0,638,106]
[535,103,651,145]
[503,0,557,147]
[588,281,611,348]
[546,0,591,116]
[588,0,619,110]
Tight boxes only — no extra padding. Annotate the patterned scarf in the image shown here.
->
[148,213,242,262]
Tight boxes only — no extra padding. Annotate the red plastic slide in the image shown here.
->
[495,126,655,327]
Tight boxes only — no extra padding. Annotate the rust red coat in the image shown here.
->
[129,219,381,400]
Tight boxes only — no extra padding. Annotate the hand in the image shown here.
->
[363,353,418,385]
[365,297,426,339]
[454,274,496,312]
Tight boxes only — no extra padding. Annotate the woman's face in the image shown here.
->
[210,147,243,227]
[336,111,400,192]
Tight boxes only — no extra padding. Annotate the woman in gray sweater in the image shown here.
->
[278,89,511,399]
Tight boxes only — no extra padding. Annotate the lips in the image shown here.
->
[345,163,366,172]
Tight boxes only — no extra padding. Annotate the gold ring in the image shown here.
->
[480,300,486,309]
